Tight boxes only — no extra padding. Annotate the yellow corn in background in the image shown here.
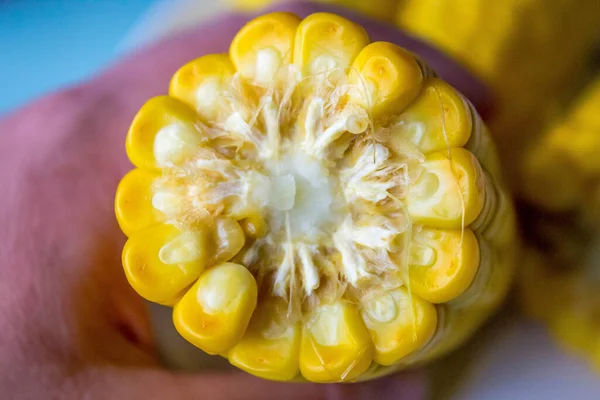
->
[519,211,600,371]
[395,0,600,187]
[518,77,600,369]
[115,12,517,382]
[522,76,600,215]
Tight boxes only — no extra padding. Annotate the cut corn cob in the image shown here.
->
[115,12,516,382]
[395,0,600,185]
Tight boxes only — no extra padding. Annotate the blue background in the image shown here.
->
[0,0,156,114]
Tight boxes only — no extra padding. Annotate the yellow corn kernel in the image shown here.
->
[408,227,480,303]
[126,96,199,169]
[122,223,210,305]
[389,78,472,155]
[348,42,423,117]
[361,287,437,366]
[406,148,486,229]
[228,299,301,381]
[238,213,268,239]
[173,262,258,354]
[169,54,236,120]
[300,301,374,382]
[209,217,246,264]
[293,12,370,77]
[230,12,301,86]
[114,168,162,237]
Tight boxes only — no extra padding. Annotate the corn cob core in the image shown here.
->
[115,12,515,382]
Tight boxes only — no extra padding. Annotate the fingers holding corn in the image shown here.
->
[115,12,515,382]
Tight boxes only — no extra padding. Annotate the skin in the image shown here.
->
[0,3,490,399]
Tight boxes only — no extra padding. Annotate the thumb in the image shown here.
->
[81,368,426,400]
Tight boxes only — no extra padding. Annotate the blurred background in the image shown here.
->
[1,1,151,114]
[0,0,221,114]
[2,1,600,399]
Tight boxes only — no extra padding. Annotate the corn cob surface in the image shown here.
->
[115,12,516,382]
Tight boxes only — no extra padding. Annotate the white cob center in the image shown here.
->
[256,150,342,238]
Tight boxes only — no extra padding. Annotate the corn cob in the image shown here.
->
[115,12,516,382]
[395,0,600,185]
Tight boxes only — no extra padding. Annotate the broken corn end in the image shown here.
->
[115,11,516,383]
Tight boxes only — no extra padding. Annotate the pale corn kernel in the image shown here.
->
[239,213,267,239]
[173,262,258,354]
[153,122,202,167]
[348,42,423,117]
[159,231,207,265]
[406,148,485,228]
[228,299,301,381]
[210,217,246,264]
[408,227,480,303]
[361,287,437,366]
[151,191,184,216]
[388,78,472,155]
[126,96,198,169]
[299,302,374,382]
[122,223,210,305]
[230,12,301,86]
[169,54,236,121]
[293,12,369,78]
